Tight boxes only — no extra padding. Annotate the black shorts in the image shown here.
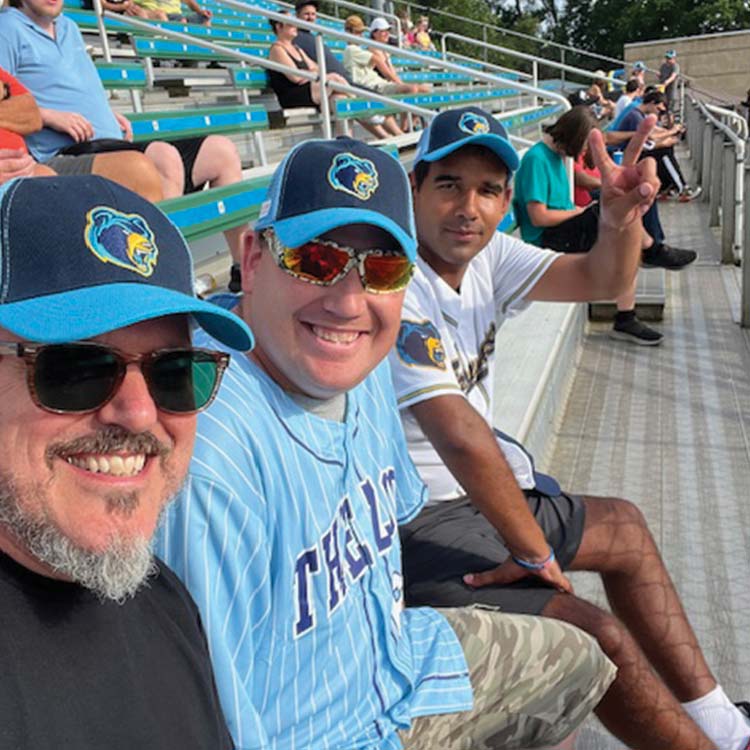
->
[540,203,600,254]
[400,489,586,615]
[136,136,206,194]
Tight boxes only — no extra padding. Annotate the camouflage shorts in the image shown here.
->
[399,606,616,750]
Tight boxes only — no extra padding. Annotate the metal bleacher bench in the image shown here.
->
[124,103,269,142]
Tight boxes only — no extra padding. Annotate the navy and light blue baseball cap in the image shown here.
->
[414,106,520,173]
[665,49,676,58]
[633,60,646,70]
[0,176,253,350]
[255,138,417,260]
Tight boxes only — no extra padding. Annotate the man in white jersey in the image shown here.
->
[155,138,617,749]
[389,105,750,749]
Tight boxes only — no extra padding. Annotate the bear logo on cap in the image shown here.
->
[84,207,159,278]
[458,112,490,135]
[327,153,379,201]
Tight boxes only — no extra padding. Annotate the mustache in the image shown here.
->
[46,426,170,466]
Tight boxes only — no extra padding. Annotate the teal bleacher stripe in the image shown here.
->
[336,87,516,115]
[134,38,269,58]
[165,185,269,231]
[97,68,147,85]
[130,109,266,138]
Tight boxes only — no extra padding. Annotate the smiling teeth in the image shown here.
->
[312,326,359,344]
[66,454,147,477]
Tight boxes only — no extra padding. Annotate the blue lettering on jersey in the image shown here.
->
[340,496,373,581]
[362,475,396,553]
[293,546,320,637]
[322,517,347,614]
[292,468,397,638]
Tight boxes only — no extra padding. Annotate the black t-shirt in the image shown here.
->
[0,551,234,750]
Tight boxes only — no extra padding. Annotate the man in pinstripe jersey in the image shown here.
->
[155,137,617,749]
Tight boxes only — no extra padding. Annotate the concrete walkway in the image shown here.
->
[545,196,750,747]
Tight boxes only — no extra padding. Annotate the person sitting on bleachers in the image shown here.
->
[392,104,750,750]
[397,6,414,46]
[0,0,247,287]
[614,79,644,119]
[411,15,435,51]
[293,1,397,140]
[630,60,646,86]
[618,89,700,201]
[81,0,150,16]
[369,18,428,95]
[514,106,696,344]
[344,15,416,101]
[584,71,615,120]
[131,0,211,24]
[268,13,348,112]
[0,65,55,183]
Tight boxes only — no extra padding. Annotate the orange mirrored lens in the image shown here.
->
[363,254,413,292]
[282,243,350,283]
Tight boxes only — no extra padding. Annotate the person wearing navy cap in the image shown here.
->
[155,136,617,750]
[0,175,253,749]
[389,105,750,748]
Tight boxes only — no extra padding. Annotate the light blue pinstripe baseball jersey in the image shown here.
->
[155,327,472,750]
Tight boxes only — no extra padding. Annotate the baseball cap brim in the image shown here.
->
[270,207,417,261]
[0,283,254,350]
[417,132,520,173]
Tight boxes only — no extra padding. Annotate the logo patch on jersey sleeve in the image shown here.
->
[327,153,379,200]
[84,206,159,277]
[458,111,490,135]
[396,319,446,370]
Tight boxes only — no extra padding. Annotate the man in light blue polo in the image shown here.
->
[0,0,248,277]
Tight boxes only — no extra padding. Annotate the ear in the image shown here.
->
[241,231,264,295]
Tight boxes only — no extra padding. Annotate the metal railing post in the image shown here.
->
[709,130,724,227]
[314,33,332,139]
[91,0,112,62]
[743,163,750,327]
[701,120,714,197]
[721,142,736,263]
[561,49,565,86]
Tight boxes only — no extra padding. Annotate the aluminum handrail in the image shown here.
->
[690,97,750,274]
[705,102,748,140]
[206,0,571,110]
[397,0,638,72]
[441,32,627,88]
[446,50,532,82]
[98,11,433,139]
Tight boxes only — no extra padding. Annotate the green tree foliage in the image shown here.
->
[559,0,750,58]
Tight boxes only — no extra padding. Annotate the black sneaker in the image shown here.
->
[228,263,242,293]
[609,317,664,346]
[642,243,697,271]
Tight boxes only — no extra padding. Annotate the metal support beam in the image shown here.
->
[721,143,736,263]
[743,164,750,327]
[709,131,723,227]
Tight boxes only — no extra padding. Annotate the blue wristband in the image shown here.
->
[511,547,555,571]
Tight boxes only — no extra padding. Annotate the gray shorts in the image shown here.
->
[400,490,586,615]
[45,153,96,176]
[400,606,616,749]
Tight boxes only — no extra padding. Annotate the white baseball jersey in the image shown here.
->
[155,322,472,750]
[388,232,559,502]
